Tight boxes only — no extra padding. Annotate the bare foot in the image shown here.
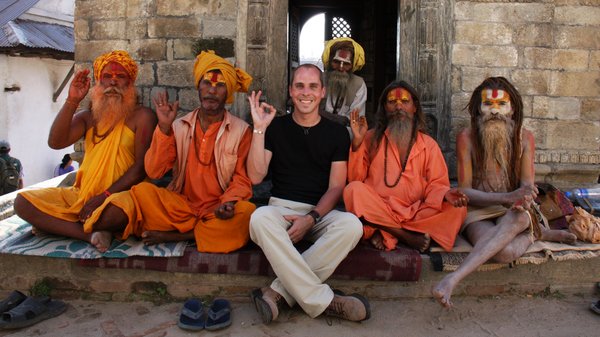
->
[31,226,48,236]
[141,231,181,245]
[90,231,112,253]
[431,274,457,309]
[539,229,577,245]
[398,230,431,252]
[370,231,386,250]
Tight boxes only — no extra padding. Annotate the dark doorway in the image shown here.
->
[289,0,399,123]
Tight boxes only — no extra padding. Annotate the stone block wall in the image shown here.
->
[74,0,242,114]
[450,0,600,186]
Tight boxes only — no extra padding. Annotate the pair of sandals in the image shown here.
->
[178,298,232,331]
[0,290,66,330]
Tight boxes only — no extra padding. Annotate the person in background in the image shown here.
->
[54,154,75,177]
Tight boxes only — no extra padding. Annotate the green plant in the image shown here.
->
[30,279,52,297]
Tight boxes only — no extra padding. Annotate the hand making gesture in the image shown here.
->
[350,109,368,151]
[67,69,91,105]
[247,90,276,132]
[152,90,179,135]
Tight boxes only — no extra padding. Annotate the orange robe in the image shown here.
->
[343,131,466,251]
[20,122,135,222]
[86,119,254,253]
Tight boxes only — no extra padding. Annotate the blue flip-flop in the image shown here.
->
[177,298,206,331]
[205,298,232,331]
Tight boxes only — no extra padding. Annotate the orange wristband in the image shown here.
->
[103,190,111,197]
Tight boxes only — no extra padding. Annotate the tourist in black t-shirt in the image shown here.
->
[246,64,370,324]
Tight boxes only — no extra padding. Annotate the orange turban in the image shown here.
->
[321,37,365,72]
[193,50,252,104]
[93,50,138,82]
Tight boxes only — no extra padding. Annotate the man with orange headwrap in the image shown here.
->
[15,50,157,250]
[320,37,367,128]
[85,51,255,253]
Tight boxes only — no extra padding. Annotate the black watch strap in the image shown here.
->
[306,210,321,223]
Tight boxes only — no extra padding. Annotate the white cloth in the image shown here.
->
[325,80,367,118]
[249,197,362,317]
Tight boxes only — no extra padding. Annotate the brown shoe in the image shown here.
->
[324,293,371,322]
[250,287,286,324]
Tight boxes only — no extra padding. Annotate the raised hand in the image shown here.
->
[445,188,469,207]
[67,69,91,104]
[152,90,179,134]
[350,109,368,151]
[247,90,276,132]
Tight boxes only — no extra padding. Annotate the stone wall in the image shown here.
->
[450,0,600,186]
[74,0,243,114]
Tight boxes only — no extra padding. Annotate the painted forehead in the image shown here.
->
[202,70,226,86]
[333,49,352,63]
[387,88,412,102]
[481,88,510,101]
[101,62,129,75]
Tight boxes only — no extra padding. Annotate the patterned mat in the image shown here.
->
[430,235,600,272]
[0,215,187,259]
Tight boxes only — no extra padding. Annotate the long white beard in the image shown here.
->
[327,71,350,109]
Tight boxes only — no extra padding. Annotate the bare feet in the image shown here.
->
[432,274,457,308]
[141,230,193,245]
[90,231,112,253]
[539,229,577,245]
[370,231,386,250]
[398,230,431,252]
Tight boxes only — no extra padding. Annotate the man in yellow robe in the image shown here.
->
[14,50,157,251]
[84,51,256,253]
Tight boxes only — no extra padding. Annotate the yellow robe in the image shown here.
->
[20,122,135,222]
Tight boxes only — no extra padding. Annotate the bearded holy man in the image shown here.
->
[343,80,468,253]
[320,37,367,127]
[431,76,577,309]
[15,50,157,248]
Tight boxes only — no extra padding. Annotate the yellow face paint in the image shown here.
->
[480,89,512,117]
[387,88,411,105]
[202,71,226,87]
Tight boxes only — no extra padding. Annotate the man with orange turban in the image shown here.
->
[15,50,157,250]
[85,51,256,253]
[320,37,367,128]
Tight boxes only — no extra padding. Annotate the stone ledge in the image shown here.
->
[1,251,598,303]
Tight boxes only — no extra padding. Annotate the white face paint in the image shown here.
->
[480,89,512,118]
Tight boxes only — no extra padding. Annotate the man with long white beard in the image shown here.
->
[15,50,156,251]
[344,81,467,252]
[320,38,366,127]
[431,77,577,308]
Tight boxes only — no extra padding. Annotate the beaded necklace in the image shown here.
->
[383,136,412,188]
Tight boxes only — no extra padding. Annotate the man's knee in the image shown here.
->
[249,206,279,237]
[493,244,521,263]
[328,211,363,243]
[13,194,32,217]
[95,203,128,230]
[499,211,530,233]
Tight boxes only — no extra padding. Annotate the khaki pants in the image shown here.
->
[249,197,362,318]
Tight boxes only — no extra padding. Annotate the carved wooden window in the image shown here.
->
[331,17,351,38]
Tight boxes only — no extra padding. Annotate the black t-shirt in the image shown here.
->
[265,114,350,205]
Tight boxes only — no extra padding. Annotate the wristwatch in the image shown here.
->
[306,210,321,224]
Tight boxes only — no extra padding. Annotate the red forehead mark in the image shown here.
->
[210,72,219,82]
[492,89,498,98]
[338,50,350,59]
